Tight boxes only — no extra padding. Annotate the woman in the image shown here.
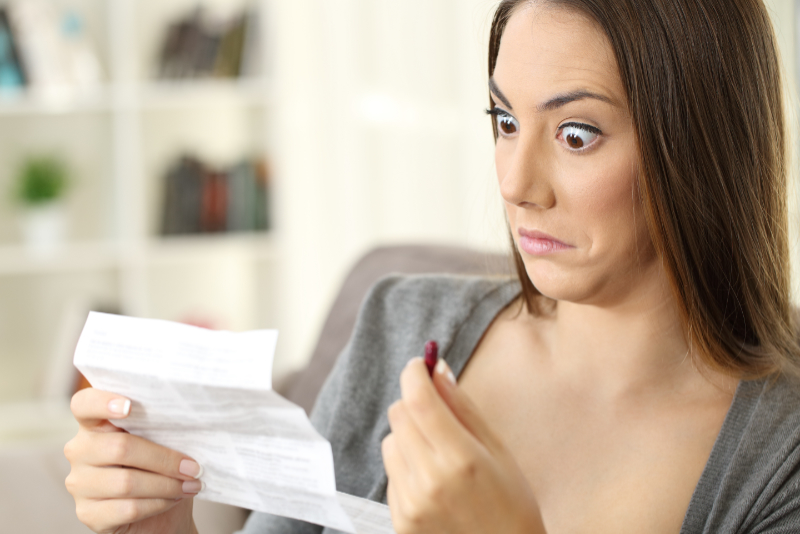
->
[65,0,800,532]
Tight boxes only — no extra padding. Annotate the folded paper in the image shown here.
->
[74,311,394,534]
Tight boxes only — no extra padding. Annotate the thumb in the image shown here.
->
[431,359,504,454]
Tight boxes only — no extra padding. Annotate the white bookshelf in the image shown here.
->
[0,0,278,409]
[0,241,119,275]
[0,88,113,115]
[140,78,274,108]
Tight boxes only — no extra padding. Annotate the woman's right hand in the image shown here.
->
[64,388,203,534]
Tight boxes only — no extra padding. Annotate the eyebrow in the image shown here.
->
[488,77,616,113]
[488,77,513,109]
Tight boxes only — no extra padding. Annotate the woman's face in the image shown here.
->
[493,5,658,307]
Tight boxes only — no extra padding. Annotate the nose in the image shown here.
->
[497,134,556,210]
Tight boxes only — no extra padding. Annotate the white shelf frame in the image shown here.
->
[0,0,279,406]
[104,0,276,319]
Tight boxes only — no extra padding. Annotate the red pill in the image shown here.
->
[424,340,438,377]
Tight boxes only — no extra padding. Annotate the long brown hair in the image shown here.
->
[490,0,799,378]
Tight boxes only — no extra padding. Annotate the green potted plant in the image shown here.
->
[13,155,70,256]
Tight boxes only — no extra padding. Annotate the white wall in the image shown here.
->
[270,0,505,374]
[769,0,800,302]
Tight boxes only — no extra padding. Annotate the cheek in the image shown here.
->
[564,159,646,256]
[496,140,516,220]
[495,140,513,185]
[574,173,633,224]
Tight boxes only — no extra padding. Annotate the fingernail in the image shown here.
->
[182,480,204,494]
[107,399,131,416]
[179,459,203,479]
[435,359,456,386]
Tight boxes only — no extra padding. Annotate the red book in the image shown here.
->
[201,170,228,232]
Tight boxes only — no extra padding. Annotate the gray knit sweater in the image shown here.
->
[237,275,800,534]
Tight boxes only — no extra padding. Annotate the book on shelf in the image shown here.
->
[3,0,102,100]
[162,156,202,235]
[228,160,263,232]
[157,6,261,81]
[254,159,270,231]
[161,154,271,237]
[0,8,27,92]
[201,170,228,233]
[214,14,246,78]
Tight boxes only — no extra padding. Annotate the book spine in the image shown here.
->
[255,159,270,231]
[0,7,27,89]
[201,170,228,233]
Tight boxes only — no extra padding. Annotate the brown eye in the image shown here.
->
[492,112,518,137]
[499,117,517,135]
[566,133,584,148]
[559,124,599,151]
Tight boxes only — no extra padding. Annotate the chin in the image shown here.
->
[524,262,605,304]
[530,280,591,304]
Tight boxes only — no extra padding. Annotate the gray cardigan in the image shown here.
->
[238,275,800,533]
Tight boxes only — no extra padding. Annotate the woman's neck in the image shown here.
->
[536,273,734,401]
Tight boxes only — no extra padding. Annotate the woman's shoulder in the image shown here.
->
[684,374,800,532]
[727,374,800,461]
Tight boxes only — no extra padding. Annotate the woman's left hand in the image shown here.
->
[382,357,546,534]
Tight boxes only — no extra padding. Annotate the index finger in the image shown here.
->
[70,387,131,431]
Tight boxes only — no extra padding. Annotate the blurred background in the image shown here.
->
[0,0,796,532]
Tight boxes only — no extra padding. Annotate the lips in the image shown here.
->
[517,228,573,255]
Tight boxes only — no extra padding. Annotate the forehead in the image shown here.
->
[494,5,624,109]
